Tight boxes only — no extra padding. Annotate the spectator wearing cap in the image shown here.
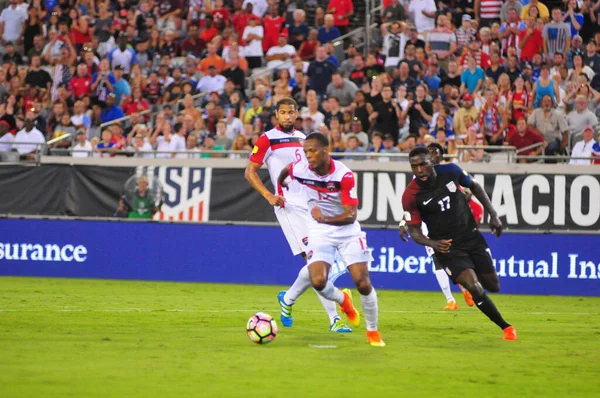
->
[197,65,226,98]
[456,15,477,51]
[243,15,264,70]
[71,101,91,136]
[326,72,358,107]
[243,0,269,18]
[14,110,45,160]
[453,93,481,137]
[263,5,286,53]
[112,65,131,105]
[528,94,569,155]
[100,93,125,124]
[567,95,600,146]
[108,34,137,74]
[265,32,296,70]
[327,0,354,36]
[0,0,27,46]
[378,133,402,161]
[518,16,544,62]
[461,54,485,94]
[318,14,341,44]
[288,9,309,50]
[570,124,596,165]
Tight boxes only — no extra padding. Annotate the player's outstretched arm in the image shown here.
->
[312,204,357,226]
[469,179,503,237]
[244,161,285,207]
[407,224,452,253]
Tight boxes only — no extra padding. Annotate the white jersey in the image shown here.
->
[249,127,307,209]
[289,158,362,237]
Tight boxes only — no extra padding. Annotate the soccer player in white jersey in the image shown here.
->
[278,132,385,347]
[244,97,352,333]
[399,143,475,309]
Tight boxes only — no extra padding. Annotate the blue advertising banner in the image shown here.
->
[0,219,598,296]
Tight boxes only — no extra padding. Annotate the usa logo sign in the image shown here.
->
[135,166,212,222]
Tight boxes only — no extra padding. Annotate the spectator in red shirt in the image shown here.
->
[327,0,354,35]
[181,25,206,58]
[200,15,218,44]
[211,0,230,28]
[263,5,286,52]
[232,2,253,44]
[507,117,545,162]
[69,63,93,99]
[123,87,150,116]
[459,40,492,69]
[518,16,543,62]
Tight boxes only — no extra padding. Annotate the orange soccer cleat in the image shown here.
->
[503,326,518,341]
[366,330,386,347]
[444,300,458,311]
[460,285,475,307]
[339,288,360,327]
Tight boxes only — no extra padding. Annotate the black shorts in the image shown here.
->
[434,233,496,284]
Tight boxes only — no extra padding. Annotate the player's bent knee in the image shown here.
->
[355,278,372,296]
[468,282,485,298]
[311,275,328,291]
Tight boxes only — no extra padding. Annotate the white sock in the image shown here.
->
[314,290,340,324]
[316,280,344,305]
[360,288,379,332]
[284,265,311,305]
[435,268,455,303]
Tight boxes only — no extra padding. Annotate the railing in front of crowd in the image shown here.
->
[515,142,546,163]
[455,145,518,164]
[0,142,48,163]
[365,1,383,54]
[100,110,152,129]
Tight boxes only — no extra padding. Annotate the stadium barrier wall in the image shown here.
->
[1,159,600,231]
[0,219,598,296]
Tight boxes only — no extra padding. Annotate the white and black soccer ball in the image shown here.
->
[246,312,278,344]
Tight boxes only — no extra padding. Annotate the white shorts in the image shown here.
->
[306,230,374,267]
[275,205,310,256]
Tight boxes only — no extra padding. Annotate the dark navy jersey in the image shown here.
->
[402,163,478,243]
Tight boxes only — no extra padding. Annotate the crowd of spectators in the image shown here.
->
[0,0,599,164]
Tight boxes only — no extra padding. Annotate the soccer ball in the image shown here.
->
[247,312,278,344]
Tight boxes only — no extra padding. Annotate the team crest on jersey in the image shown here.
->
[446,181,457,192]
[326,182,337,191]
[307,250,313,260]
[302,237,308,246]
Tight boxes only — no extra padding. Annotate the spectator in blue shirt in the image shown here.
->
[287,9,309,49]
[112,65,131,105]
[318,14,341,44]
[100,93,125,124]
[424,63,442,96]
[306,46,337,97]
[461,55,485,94]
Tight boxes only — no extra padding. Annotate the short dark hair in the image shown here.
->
[276,97,298,111]
[428,142,445,155]
[305,132,329,148]
[409,146,430,158]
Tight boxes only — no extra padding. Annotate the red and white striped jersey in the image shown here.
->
[249,127,307,208]
[479,0,502,19]
[289,158,361,235]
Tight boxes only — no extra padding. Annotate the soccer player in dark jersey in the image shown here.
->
[399,143,475,308]
[401,147,517,340]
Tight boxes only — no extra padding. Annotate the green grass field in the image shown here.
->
[1,277,599,398]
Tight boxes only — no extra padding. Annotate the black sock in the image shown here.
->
[472,292,510,330]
